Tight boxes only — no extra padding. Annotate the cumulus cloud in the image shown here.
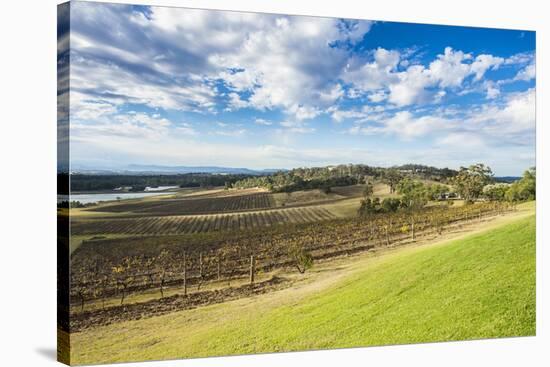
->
[486,86,500,99]
[331,109,367,123]
[368,90,388,103]
[469,88,535,143]
[514,63,536,81]
[470,54,504,81]
[345,47,507,107]
[387,64,432,106]
[69,2,373,121]
[348,88,535,145]
[428,48,472,88]
[342,48,401,91]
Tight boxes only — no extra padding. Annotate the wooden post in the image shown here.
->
[199,252,203,279]
[411,217,415,241]
[184,257,188,295]
[217,254,221,281]
[249,255,255,284]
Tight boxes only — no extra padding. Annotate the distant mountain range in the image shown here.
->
[70,164,286,176]
[494,176,521,183]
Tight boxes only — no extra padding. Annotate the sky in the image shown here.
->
[61,1,536,176]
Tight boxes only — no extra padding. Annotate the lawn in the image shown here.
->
[71,213,536,365]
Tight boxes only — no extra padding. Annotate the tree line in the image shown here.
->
[69,173,253,192]
[232,163,458,193]
[357,164,535,217]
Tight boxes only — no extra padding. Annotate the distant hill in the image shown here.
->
[71,164,286,176]
[494,176,521,183]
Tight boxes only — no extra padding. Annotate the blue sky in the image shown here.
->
[63,2,536,175]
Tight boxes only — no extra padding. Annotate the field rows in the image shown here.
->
[72,206,337,235]
[88,193,275,215]
[70,202,516,317]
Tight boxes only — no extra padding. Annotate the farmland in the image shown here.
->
[87,192,276,215]
[65,166,536,364]
[70,208,536,364]
[69,184,372,244]
[69,199,518,331]
[71,206,337,235]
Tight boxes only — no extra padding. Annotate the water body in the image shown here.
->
[69,191,175,204]
[144,185,180,192]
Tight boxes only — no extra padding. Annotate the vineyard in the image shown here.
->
[88,192,276,215]
[69,201,515,330]
[71,206,337,235]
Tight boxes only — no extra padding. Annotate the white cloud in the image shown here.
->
[254,118,272,126]
[383,111,452,139]
[428,47,472,88]
[514,63,536,81]
[436,132,487,150]
[504,52,534,66]
[215,129,247,137]
[71,112,173,140]
[342,48,400,91]
[318,84,344,104]
[469,88,535,142]
[345,47,510,108]
[288,104,322,121]
[331,109,366,123]
[70,56,217,113]
[388,65,433,106]
[175,125,198,136]
[205,14,367,119]
[368,90,388,103]
[347,88,535,145]
[70,91,117,120]
[340,19,373,42]
[279,120,316,133]
[226,92,249,110]
[70,2,372,121]
[486,86,500,99]
[66,3,534,176]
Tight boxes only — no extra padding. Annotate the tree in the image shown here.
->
[363,181,374,198]
[288,242,314,274]
[505,167,536,202]
[357,181,378,217]
[483,183,509,201]
[426,183,448,201]
[397,178,429,242]
[451,163,494,203]
[358,197,381,217]
[397,178,428,210]
[381,198,402,212]
[383,169,403,194]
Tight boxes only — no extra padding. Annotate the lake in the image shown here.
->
[68,191,175,204]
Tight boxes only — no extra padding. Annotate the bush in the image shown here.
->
[289,243,314,274]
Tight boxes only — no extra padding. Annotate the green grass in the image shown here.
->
[71,214,535,365]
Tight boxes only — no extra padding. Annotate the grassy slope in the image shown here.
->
[72,213,535,365]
